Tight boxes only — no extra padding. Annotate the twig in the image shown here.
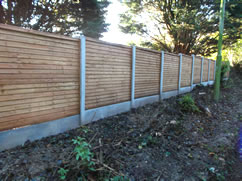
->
[88,132,98,145]
[92,159,125,176]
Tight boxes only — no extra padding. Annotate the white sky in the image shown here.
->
[101,0,139,45]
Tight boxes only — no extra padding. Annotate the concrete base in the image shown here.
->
[84,101,131,124]
[179,86,193,94]
[0,82,215,152]
[134,95,160,108]
[0,115,80,151]
[161,90,179,99]
[208,80,214,85]
[201,82,209,86]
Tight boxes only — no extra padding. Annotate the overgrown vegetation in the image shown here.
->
[57,128,126,180]
[72,137,95,171]
[58,168,69,180]
[221,60,231,81]
[179,94,200,113]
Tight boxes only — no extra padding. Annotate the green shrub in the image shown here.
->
[179,94,200,113]
[72,136,95,171]
[57,136,95,180]
[105,176,130,181]
[221,60,230,80]
[58,168,69,180]
[233,59,242,73]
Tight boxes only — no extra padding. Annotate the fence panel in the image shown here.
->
[135,48,160,98]
[203,59,209,82]
[181,55,192,87]
[210,61,215,80]
[0,24,218,132]
[0,25,80,131]
[163,52,179,92]
[193,56,202,83]
[85,38,132,109]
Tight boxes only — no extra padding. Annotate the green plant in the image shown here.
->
[72,136,95,171]
[179,94,200,113]
[138,135,158,149]
[105,176,130,181]
[221,60,230,81]
[58,168,69,180]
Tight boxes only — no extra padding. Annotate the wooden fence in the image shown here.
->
[0,24,217,131]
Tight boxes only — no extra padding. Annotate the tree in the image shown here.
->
[0,0,110,38]
[214,0,226,101]
[119,0,241,56]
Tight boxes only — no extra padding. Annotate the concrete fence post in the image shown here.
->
[191,54,195,89]
[178,53,182,93]
[160,51,164,100]
[208,59,211,83]
[131,46,136,108]
[80,36,86,124]
[200,57,204,84]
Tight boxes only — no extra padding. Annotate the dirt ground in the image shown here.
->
[0,70,241,181]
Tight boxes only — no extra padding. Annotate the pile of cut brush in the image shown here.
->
[0,71,241,181]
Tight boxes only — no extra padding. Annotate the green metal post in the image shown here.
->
[214,0,226,101]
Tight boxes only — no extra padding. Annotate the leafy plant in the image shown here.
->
[105,176,130,181]
[179,94,200,113]
[221,60,230,81]
[72,136,95,171]
[58,168,69,180]
[138,135,158,149]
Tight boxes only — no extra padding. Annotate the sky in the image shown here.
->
[101,0,139,45]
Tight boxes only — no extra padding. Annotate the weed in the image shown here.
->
[72,136,95,171]
[58,168,69,180]
[221,61,230,81]
[138,135,157,149]
[105,176,130,181]
[223,78,234,89]
[179,94,200,113]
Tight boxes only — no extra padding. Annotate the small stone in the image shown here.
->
[188,153,193,159]
[209,167,215,173]
[170,120,177,124]
[218,157,225,163]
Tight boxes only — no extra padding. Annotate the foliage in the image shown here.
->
[72,136,95,171]
[119,0,241,56]
[179,94,200,113]
[221,60,230,80]
[105,176,130,181]
[222,39,242,65]
[138,135,157,149]
[58,168,69,180]
[0,0,110,38]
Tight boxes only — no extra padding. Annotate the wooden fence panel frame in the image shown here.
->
[0,24,218,132]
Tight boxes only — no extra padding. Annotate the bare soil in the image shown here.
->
[0,70,241,181]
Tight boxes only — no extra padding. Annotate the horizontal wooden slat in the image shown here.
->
[0,63,76,70]
[0,57,79,66]
[0,46,79,59]
[0,52,79,63]
[0,89,78,101]
[1,97,78,113]
[0,24,78,42]
[0,38,79,55]
[0,107,78,131]
[0,93,78,107]
[0,74,77,79]
[0,100,78,118]
[0,29,79,50]
[0,85,78,95]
